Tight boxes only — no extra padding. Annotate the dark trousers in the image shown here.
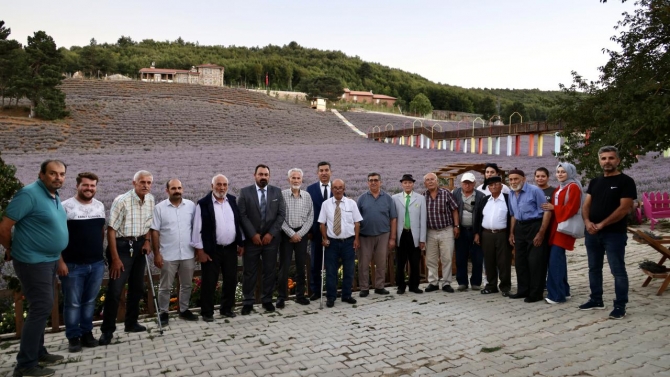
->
[395,230,421,290]
[309,229,323,295]
[481,231,512,292]
[242,239,279,305]
[325,237,355,301]
[585,232,629,308]
[13,260,57,369]
[455,227,484,288]
[101,238,146,334]
[278,232,308,300]
[201,244,238,317]
[514,220,548,299]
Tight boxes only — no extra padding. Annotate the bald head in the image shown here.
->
[332,179,345,200]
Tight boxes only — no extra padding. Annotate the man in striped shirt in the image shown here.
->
[277,168,314,308]
[99,170,155,346]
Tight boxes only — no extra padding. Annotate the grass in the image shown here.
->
[481,346,502,353]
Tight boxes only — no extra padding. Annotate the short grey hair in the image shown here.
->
[423,172,437,181]
[211,174,228,185]
[287,168,304,178]
[133,170,153,182]
[598,145,620,158]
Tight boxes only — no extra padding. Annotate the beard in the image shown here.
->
[291,184,301,190]
[257,179,268,188]
[213,191,225,199]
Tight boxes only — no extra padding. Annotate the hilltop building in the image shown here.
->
[139,63,224,86]
[341,88,396,107]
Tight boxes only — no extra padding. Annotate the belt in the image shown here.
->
[117,236,144,242]
[461,226,473,231]
[482,228,506,234]
[331,236,354,242]
[517,218,542,225]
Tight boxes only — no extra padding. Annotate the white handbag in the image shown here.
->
[557,184,585,239]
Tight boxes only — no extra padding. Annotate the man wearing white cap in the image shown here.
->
[453,172,487,291]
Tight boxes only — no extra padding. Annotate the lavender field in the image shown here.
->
[2,80,669,209]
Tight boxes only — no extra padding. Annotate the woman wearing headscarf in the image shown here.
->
[541,162,583,304]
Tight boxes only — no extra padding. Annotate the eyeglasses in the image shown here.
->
[368,179,380,182]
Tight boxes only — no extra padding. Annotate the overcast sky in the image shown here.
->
[1,0,636,90]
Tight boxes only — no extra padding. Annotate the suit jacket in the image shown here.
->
[474,193,512,237]
[392,191,427,247]
[452,187,487,230]
[306,181,332,235]
[197,192,244,255]
[237,184,286,240]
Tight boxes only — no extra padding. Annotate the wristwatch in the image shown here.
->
[454,225,460,228]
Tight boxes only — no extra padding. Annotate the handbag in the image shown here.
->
[557,184,585,239]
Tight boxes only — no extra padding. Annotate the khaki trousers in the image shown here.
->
[358,233,390,290]
[426,227,454,286]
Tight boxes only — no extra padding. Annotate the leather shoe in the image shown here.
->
[201,315,214,322]
[276,299,285,309]
[296,297,310,305]
[524,297,543,303]
[342,297,357,304]
[397,287,406,294]
[374,288,390,295]
[359,290,369,297]
[409,288,423,294]
[98,332,113,346]
[262,302,275,312]
[442,285,454,293]
[501,291,510,297]
[220,311,237,318]
[124,323,146,333]
[326,300,334,308]
[309,293,321,300]
[424,284,439,292]
[241,305,253,315]
[508,293,528,299]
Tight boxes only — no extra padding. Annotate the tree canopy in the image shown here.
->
[554,0,670,178]
[0,152,23,217]
[409,93,433,116]
[298,76,344,102]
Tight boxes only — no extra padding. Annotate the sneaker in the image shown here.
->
[545,298,561,305]
[457,285,468,292]
[609,307,626,320]
[471,285,481,291]
[13,366,55,377]
[424,284,439,292]
[566,295,572,300]
[578,301,606,311]
[81,332,98,348]
[37,353,64,366]
[159,312,169,326]
[179,309,198,321]
[68,338,81,353]
[442,285,454,293]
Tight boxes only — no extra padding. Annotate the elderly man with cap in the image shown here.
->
[392,174,426,294]
[507,168,552,303]
[475,176,513,296]
[453,172,487,291]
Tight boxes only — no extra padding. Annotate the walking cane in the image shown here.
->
[319,246,325,309]
[145,254,164,335]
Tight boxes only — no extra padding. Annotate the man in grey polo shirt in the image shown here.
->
[357,172,397,297]
[151,178,197,325]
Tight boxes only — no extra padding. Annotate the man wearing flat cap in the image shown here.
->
[507,168,551,303]
[392,174,426,294]
[453,172,487,291]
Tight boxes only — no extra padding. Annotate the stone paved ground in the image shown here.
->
[1,229,669,377]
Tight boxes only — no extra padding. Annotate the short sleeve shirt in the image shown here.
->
[357,191,397,236]
[586,173,637,233]
[62,197,106,264]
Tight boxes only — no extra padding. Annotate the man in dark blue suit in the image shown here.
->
[305,161,332,300]
[192,174,245,322]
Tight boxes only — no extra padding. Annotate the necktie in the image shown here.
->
[404,194,411,229]
[260,189,267,222]
[323,184,328,200]
[334,200,342,236]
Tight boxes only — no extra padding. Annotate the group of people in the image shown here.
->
[0,145,636,377]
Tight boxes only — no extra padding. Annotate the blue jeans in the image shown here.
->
[584,232,628,308]
[59,260,105,339]
[325,237,355,301]
[455,227,483,287]
[13,260,57,369]
[546,245,570,302]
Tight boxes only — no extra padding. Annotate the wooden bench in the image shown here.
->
[628,227,670,295]
[642,192,670,231]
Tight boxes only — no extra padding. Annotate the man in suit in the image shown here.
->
[392,174,426,294]
[453,172,487,291]
[191,174,244,322]
[238,164,286,314]
[305,161,332,300]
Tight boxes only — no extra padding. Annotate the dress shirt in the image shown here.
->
[508,182,547,221]
[151,199,196,261]
[255,184,267,204]
[320,182,331,200]
[318,197,363,239]
[108,189,155,237]
[482,195,508,230]
[191,194,237,248]
[477,184,511,196]
[281,188,314,238]
[423,188,459,230]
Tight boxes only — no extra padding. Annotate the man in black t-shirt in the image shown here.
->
[579,146,636,320]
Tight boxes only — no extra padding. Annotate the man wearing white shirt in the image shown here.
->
[319,179,362,308]
[475,176,513,296]
[191,175,244,322]
[151,179,197,325]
